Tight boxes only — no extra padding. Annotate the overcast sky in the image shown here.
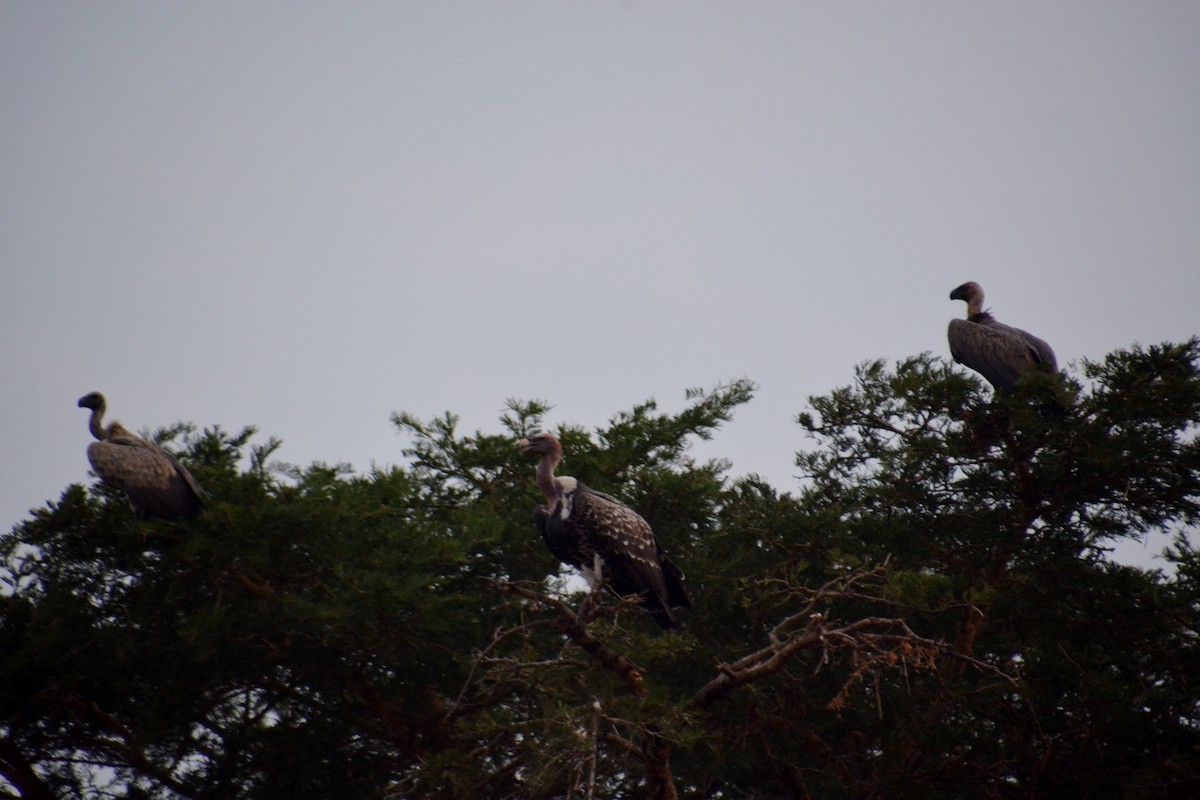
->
[2,2,1197,568]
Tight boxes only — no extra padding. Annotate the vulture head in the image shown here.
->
[519,432,563,459]
[79,391,114,441]
[78,391,106,412]
[950,281,986,317]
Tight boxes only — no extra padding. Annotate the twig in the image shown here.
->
[585,698,600,800]
[447,617,557,717]
[491,580,648,698]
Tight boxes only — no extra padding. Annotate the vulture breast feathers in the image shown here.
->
[521,433,691,629]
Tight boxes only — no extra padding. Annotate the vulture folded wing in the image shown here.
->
[572,486,678,627]
[88,434,205,519]
[533,504,585,570]
[948,319,1040,392]
[994,322,1057,371]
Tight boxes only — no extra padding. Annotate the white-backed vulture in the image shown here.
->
[519,432,691,629]
[948,281,1058,392]
[78,391,206,520]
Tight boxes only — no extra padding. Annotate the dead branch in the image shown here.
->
[491,580,648,698]
[689,576,1017,713]
[641,724,680,800]
[585,698,600,800]
[0,737,57,800]
[447,616,559,717]
[759,563,891,629]
[602,725,679,800]
[687,568,889,711]
[61,699,198,799]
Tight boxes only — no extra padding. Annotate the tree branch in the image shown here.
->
[0,737,56,800]
[491,580,648,698]
[62,699,198,799]
[690,566,1011,712]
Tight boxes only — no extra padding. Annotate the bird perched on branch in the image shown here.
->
[948,281,1058,392]
[78,391,206,520]
[519,432,690,629]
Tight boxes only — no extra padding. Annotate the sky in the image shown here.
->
[2,2,1198,569]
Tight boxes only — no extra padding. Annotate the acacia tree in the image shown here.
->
[2,342,1198,799]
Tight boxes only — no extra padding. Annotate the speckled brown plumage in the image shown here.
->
[521,432,691,629]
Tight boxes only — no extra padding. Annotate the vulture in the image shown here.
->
[519,432,691,629]
[78,391,206,520]
[948,281,1058,392]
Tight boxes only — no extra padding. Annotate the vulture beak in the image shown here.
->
[949,286,966,301]
[518,438,533,451]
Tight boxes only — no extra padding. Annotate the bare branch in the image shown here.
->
[690,565,1016,713]
[585,698,600,800]
[491,580,648,698]
[61,699,198,799]
[447,615,559,717]
[0,737,57,800]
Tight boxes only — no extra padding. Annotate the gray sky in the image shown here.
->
[3,2,1197,568]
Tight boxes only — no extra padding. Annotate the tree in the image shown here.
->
[2,343,1198,799]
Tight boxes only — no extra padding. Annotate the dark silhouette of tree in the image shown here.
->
[2,342,1198,799]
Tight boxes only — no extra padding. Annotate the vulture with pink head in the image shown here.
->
[519,432,691,629]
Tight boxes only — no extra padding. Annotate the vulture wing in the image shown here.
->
[948,318,1043,392]
[533,504,586,570]
[569,484,680,628]
[985,320,1057,372]
[87,432,205,520]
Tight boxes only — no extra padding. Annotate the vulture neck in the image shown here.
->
[965,293,985,318]
[535,452,563,506]
[87,406,110,441]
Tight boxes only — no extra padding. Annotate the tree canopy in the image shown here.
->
[3,342,1199,799]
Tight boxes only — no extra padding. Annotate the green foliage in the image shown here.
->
[2,348,1199,799]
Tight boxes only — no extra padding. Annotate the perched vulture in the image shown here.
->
[78,391,206,520]
[948,281,1058,392]
[519,432,691,629]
